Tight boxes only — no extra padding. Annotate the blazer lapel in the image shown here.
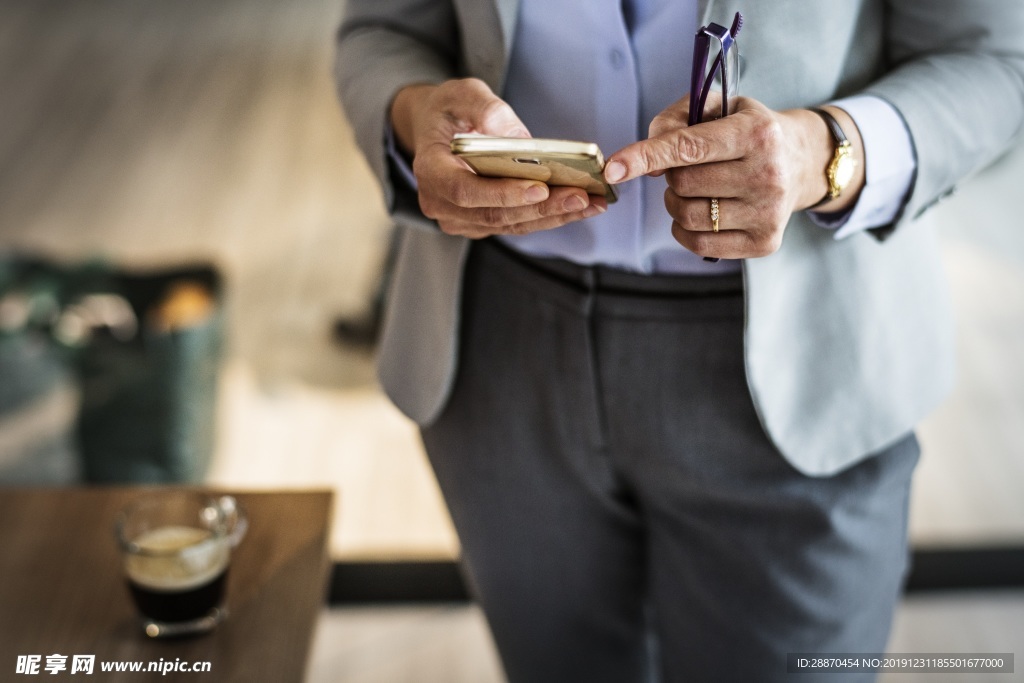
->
[495,0,519,60]
[699,0,715,26]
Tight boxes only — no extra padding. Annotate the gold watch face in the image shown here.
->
[829,145,856,196]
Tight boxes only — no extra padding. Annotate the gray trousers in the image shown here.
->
[421,239,919,683]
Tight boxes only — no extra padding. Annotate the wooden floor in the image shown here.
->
[307,593,1024,683]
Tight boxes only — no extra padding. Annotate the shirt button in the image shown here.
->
[610,49,626,69]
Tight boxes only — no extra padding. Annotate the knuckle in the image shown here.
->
[458,76,483,90]
[437,219,461,236]
[665,168,684,193]
[411,154,435,184]
[488,184,512,208]
[445,179,472,208]
[663,190,683,220]
[770,204,791,227]
[685,201,707,227]
[447,77,483,101]
[759,163,788,196]
[640,140,670,173]
[477,97,512,130]
[533,199,558,218]
[503,221,532,236]
[751,117,783,152]
[418,193,440,219]
[649,113,673,138]
[751,230,783,257]
[672,226,691,250]
[690,232,714,255]
[674,133,709,165]
[477,206,508,227]
[411,155,425,177]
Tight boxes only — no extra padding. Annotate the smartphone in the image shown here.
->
[450,134,618,203]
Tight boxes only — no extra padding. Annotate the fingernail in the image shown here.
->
[605,160,626,183]
[526,185,548,202]
[507,128,529,138]
[564,195,587,212]
[583,204,606,218]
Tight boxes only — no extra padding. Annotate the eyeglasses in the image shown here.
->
[689,12,743,126]
[689,12,743,262]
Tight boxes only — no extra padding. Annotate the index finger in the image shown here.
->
[604,116,745,184]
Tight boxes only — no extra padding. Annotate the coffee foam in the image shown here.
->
[125,525,230,591]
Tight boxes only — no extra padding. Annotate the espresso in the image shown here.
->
[127,571,227,623]
[124,525,230,623]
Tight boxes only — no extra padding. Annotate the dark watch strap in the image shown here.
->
[810,107,848,145]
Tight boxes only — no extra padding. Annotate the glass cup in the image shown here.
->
[115,491,247,638]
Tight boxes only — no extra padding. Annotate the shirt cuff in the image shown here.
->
[386,123,419,191]
[807,95,916,239]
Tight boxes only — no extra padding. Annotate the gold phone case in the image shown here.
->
[450,135,618,203]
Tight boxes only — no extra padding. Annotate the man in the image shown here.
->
[335,1,1024,681]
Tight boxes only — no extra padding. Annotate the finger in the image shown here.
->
[436,217,495,239]
[664,188,790,241]
[665,192,746,233]
[439,197,607,238]
[663,161,739,199]
[605,114,747,184]
[606,120,746,182]
[460,186,592,227]
[426,183,593,225]
[670,220,783,260]
[670,221,744,259]
[501,200,607,235]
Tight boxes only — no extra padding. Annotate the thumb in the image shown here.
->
[456,79,531,138]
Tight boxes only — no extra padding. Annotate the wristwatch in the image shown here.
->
[809,107,856,209]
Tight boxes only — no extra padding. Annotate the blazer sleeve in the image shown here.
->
[334,0,460,229]
[866,0,1024,235]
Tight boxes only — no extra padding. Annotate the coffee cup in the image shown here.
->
[115,491,246,638]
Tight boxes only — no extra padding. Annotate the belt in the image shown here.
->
[481,238,744,298]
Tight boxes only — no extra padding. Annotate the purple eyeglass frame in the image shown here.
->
[688,12,743,262]
[689,12,743,126]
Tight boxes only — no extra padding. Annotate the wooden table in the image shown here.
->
[0,487,332,682]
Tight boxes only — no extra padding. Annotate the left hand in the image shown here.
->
[604,95,862,260]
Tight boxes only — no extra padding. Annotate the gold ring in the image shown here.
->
[710,198,720,233]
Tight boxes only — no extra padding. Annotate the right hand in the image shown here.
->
[390,78,607,238]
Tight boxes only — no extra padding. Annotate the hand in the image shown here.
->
[390,78,607,238]
[604,95,864,259]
